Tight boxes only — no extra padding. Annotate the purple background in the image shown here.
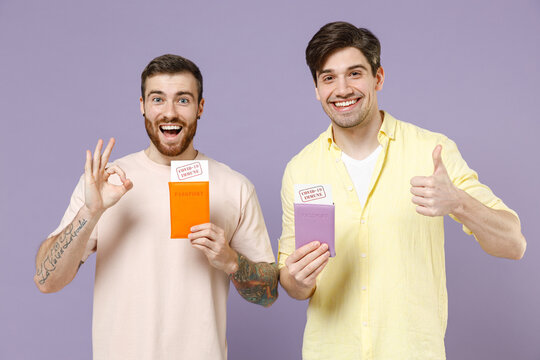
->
[1,0,539,359]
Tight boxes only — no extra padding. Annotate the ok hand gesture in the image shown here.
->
[410,145,461,217]
[84,138,133,216]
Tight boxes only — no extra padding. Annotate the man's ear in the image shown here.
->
[139,96,145,116]
[375,66,385,91]
[197,98,205,119]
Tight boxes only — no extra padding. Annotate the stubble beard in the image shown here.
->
[326,103,370,130]
[144,115,198,157]
[325,93,382,130]
[331,110,369,129]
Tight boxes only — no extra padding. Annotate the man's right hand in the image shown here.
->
[281,241,330,300]
[34,138,132,293]
[84,138,133,215]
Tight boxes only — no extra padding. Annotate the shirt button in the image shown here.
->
[335,158,340,163]
[361,253,367,258]
[360,219,366,224]
[348,186,354,191]
[363,321,368,327]
[361,286,367,291]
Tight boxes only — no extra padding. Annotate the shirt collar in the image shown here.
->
[324,125,337,150]
[378,111,397,141]
[324,110,397,151]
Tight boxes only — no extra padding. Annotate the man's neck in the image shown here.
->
[332,110,384,160]
[144,144,198,165]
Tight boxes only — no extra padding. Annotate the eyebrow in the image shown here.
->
[146,90,195,99]
[318,64,369,77]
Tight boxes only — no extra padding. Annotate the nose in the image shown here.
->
[334,77,353,98]
[163,100,179,120]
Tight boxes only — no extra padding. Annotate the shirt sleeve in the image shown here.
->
[48,175,97,262]
[229,186,275,264]
[441,137,520,236]
[277,162,296,269]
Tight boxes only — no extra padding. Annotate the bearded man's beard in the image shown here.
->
[144,115,198,157]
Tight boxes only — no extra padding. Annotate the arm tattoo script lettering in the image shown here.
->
[35,219,88,285]
[230,253,279,307]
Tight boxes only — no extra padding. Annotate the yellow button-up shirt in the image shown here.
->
[278,112,517,360]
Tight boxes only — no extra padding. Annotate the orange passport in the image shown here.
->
[168,181,210,238]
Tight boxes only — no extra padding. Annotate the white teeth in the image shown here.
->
[160,125,181,130]
[334,99,358,107]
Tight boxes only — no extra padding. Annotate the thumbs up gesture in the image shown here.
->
[410,145,461,217]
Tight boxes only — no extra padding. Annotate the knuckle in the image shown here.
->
[285,259,291,267]
[290,266,300,277]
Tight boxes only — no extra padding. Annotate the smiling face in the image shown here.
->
[315,47,384,129]
[140,72,204,163]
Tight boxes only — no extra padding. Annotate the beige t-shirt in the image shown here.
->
[51,151,275,360]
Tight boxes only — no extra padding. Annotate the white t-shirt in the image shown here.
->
[341,146,382,207]
[50,151,275,360]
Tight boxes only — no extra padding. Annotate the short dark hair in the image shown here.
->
[306,22,381,82]
[141,54,203,103]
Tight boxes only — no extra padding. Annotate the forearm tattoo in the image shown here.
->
[230,253,279,307]
[35,219,88,285]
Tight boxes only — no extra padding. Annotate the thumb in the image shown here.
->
[432,144,444,173]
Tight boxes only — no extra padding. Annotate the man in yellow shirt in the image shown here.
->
[278,22,526,359]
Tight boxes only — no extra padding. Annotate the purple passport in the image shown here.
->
[294,203,335,257]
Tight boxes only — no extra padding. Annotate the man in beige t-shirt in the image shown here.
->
[34,54,278,360]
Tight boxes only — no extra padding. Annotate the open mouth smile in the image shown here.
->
[159,124,182,138]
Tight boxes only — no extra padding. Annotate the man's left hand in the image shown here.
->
[188,223,239,274]
[410,145,462,217]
